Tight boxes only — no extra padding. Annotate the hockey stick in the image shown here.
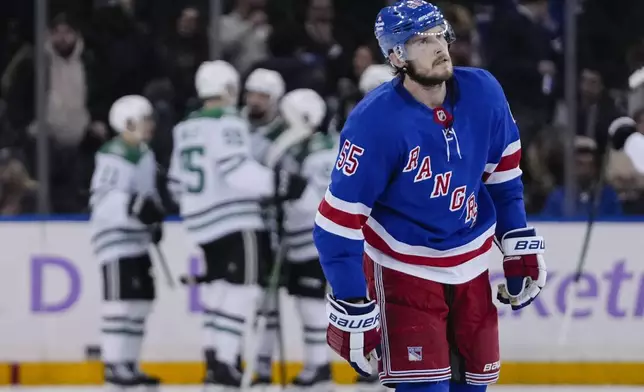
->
[150,240,175,289]
[241,230,288,390]
[557,145,610,345]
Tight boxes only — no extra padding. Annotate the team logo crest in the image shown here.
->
[407,346,423,361]
[435,109,447,122]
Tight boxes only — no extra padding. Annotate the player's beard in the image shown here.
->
[247,106,267,121]
[405,60,453,87]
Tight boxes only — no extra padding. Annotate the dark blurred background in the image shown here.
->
[1,0,644,217]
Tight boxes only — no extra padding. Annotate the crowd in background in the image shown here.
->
[1,0,644,217]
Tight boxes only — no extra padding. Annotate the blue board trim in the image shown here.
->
[0,214,643,223]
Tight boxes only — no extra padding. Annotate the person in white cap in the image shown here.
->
[89,94,164,389]
[167,60,307,389]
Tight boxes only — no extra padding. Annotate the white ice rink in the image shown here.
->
[0,386,641,392]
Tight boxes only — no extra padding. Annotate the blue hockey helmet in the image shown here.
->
[375,0,455,61]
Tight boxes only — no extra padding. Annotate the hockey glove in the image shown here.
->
[128,194,165,225]
[326,294,381,377]
[497,227,547,311]
[149,223,163,244]
[276,171,308,201]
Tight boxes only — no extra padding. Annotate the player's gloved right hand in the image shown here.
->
[497,227,547,311]
[128,194,165,225]
[326,294,381,377]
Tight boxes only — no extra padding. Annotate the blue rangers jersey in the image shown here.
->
[313,67,527,300]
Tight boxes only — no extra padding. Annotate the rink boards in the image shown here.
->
[1,219,643,385]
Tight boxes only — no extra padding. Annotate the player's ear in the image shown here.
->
[388,51,406,69]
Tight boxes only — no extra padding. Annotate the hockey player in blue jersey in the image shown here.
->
[313,2,547,392]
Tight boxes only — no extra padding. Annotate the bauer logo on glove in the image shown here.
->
[325,294,382,377]
[328,311,380,330]
[497,227,547,311]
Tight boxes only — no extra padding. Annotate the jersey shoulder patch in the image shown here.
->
[99,137,148,164]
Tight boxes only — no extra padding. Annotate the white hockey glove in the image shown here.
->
[326,294,382,377]
[497,227,547,311]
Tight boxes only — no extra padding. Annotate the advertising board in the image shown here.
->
[1,220,643,385]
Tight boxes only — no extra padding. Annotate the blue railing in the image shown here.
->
[1,215,644,223]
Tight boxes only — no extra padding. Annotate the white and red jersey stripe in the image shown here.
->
[483,139,522,185]
[315,189,496,284]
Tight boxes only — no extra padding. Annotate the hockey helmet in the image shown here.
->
[375,0,455,61]
[279,89,326,130]
[109,95,154,136]
[359,64,395,94]
[245,68,286,103]
[195,60,240,103]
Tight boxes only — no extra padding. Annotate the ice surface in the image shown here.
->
[0,386,641,392]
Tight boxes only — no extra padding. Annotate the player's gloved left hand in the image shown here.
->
[497,227,547,311]
[326,294,381,377]
[149,223,163,244]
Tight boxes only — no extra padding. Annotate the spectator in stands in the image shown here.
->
[220,0,271,76]
[555,68,620,154]
[2,14,107,147]
[486,0,558,149]
[272,0,353,97]
[442,3,482,67]
[542,136,622,217]
[161,6,209,116]
[553,67,622,154]
[0,148,36,215]
[1,13,110,213]
[91,1,164,113]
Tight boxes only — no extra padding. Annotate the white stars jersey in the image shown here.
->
[89,137,158,264]
[168,107,276,246]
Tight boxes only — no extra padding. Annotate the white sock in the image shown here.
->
[296,297,329,368]
[202,280,227,351]
[214,283,260,366]
[101,300,152,364]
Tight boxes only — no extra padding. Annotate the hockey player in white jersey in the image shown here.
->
[167,60,307,390]
[90,95,165,389]
[248,89,338,391]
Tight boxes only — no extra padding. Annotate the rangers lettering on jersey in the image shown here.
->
[313,68,527,300]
